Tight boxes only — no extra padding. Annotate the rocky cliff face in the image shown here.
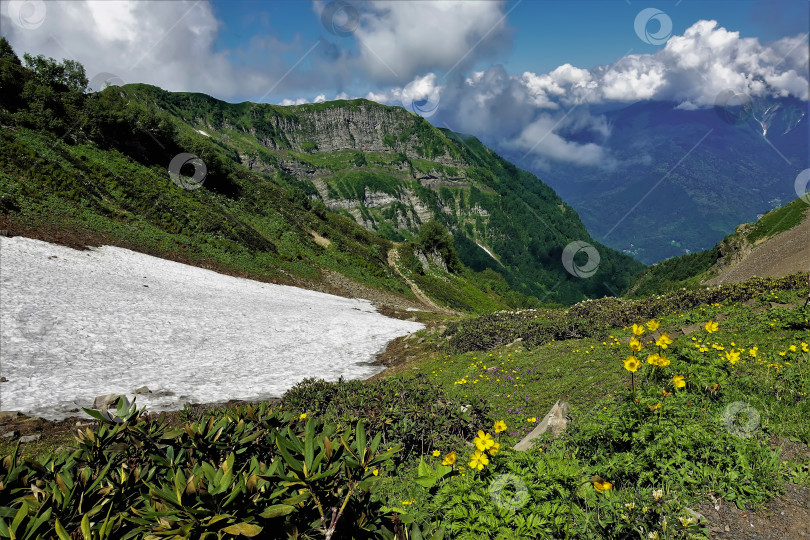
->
[215,101,480,239]
[240,101,466,168]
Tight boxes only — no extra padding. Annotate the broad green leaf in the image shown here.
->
[54,519,71,540]
[80,514,92,539]
[222,523,263,537]
[259,504,295,519]
[283,492,310,505]
[417,458,432,479]
[304,419,315,474]
[356,421,366,459]
[82,408,106,421]
[413,476,437,488]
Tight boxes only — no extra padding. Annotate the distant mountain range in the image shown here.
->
[503,98,808,264]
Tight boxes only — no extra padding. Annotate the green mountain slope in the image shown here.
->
[123,83,643,304]
[628,197,809,297]
[0,43,642,307]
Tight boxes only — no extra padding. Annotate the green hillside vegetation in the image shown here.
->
[117,79,643,305]
[0,40,643,308]
[629,198,809,298]
[0,40,548,313]
[4,274,808,538]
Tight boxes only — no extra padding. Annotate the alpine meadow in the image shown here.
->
[1,2,809,539]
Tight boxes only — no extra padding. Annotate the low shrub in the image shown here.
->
[279,375,491,467]
[0,398,398,538]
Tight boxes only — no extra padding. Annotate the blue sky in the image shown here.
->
[201,0,809,100]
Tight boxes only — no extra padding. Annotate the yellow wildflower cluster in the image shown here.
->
[435,421,508,474]
[622,320,686,393]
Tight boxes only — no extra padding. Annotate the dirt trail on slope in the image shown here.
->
[387,248,460,316]
[706,209,810,285]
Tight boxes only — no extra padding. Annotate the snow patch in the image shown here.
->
[196,129,210,137]
[0,237,423,419]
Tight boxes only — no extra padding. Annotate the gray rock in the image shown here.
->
[0,377,7,382]
[92,394,123,410]
[1,430,19,439]
[19,434,41,443]
[132,386,152,395]
[681,324,701,336]
[514,400,570,451]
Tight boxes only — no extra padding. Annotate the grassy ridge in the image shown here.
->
[628,198,809,297]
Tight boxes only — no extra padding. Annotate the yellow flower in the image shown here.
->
[657,354,670,367]
[623,356,641,373]
[494,420,507,433]
[632,324,645,336]
[802,343,809,353]
[648,402,661,411]
[646,353,661,366]
[442,451,457,466]
[473,430,495,451]
[629,337,643,352]
[489,442,500,455]
[725,350,740,365]
[527,417,537,423]
[789,345,798,352]
[299,413,307,420]
[656,334,673,349]
[593,477,613,492]
[372,469,379,476]
[672,375,686,389]
[704,321,719,333]
[468,450,489,470]
[432,450,441,457]
[646,319,660,331]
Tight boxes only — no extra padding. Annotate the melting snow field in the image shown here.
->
[0,237,423,419]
